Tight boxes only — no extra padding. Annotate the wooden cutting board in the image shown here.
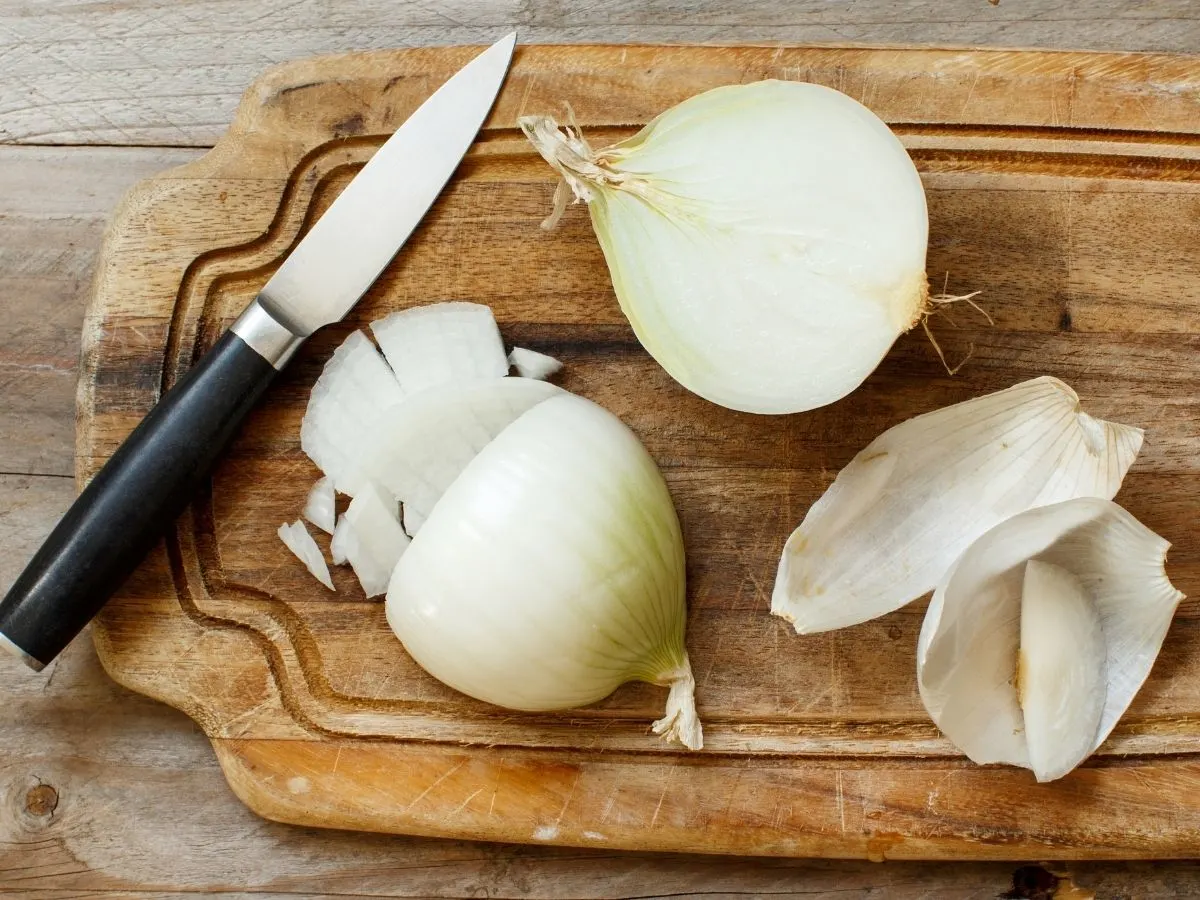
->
[84,43,1200,859]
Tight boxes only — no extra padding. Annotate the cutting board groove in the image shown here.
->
[85,44,1200,858]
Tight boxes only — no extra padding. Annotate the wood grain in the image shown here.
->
[5,1,1200,891]
[0,146,201,476]
[71,42,1200,860]
[6,644,1200,895]
[5,0,1200,146]
[6,637,1200,899]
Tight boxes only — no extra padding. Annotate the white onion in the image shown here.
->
[386,392,701,749]
[520,80,930,414]
[277,519,334,591]
[508,346,563,380]
[295,304,702,748]
[370,302,507,394]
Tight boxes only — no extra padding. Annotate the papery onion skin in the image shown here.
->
[1018,560,1107,783]
[385,392,702,749]
[918,497,1184,781]
[520,80,930,414]
[773,376,1144,634]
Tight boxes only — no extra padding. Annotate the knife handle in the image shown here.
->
[0,300,303,670]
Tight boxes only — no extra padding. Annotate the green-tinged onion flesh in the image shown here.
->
[520,80,931,414]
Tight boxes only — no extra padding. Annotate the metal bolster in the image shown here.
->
[0,631,46,672]
[230,297,306,370]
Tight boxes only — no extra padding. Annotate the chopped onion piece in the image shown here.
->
[508,347,563,380]
[302,476,336,534]
[370,302,507,394]
[301,330,406,497]
[330,514,350,566]
[359,378,561,534]
[340,485,411,598]
[277,520,334,591]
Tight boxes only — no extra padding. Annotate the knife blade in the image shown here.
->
[0,34,517,672]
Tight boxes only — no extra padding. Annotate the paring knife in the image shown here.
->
[0,33,518,671]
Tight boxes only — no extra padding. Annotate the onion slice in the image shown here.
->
[358,378,561,535]
[508,347,563,380]
[329,515,350,566]
[302,475,336,534]
[338,485,411,598]
[370,302,507,394]
[277,519,335,592]
[301,330,406,497]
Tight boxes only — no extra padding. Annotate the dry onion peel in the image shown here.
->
[520,80,930,414]
[1018,560,1107,782]
[772,376,1143,634]
[918,498,1183,781]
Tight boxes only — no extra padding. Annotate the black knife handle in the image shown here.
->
[0,314,298,670]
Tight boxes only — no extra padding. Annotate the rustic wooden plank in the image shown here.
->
[2,634,1200,899]
[3,0,1200,146]
[0,475,74,591]
[4,6,1200,894]
[0,146,201,477]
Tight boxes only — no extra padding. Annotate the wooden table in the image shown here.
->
[3,2,1200,896]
